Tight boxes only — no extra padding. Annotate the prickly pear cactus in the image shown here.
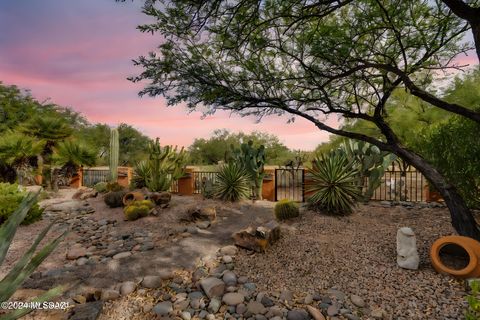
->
[231,140,266,200]
[339,140,396,201]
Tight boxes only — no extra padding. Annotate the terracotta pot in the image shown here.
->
[430,235,480,279]
[122,192,145,206]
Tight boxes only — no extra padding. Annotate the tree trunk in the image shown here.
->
[391,145,480,240]
[472,22,480,63]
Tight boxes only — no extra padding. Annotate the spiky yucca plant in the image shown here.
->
[307,152,362,215]
[214,162,250,202]
[0,191,66,320]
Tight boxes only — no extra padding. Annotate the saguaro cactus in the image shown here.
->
[232,140,266,200]
[109,128,119,182]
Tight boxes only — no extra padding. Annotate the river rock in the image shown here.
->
[220,245,238,256]
[142,276,162,288]
[120,281,136,296]
[247,301,267,315]
[154,301,173,316]
[287,309,310,320]
[200,277,225,298]
[396,227,419,270]
[66,247,87,260]
[223,292,245,305]
[306,306,326,320]
[350,295,365,308]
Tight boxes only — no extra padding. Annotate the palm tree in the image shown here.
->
[0,132,44,184]
[20,116,73,188]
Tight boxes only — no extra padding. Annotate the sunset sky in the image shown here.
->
[0,0,477,150]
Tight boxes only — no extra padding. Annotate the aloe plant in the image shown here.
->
[0,191,67,319]
[307,152,362,215]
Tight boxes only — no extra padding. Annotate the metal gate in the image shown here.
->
[274,168,305,202]
[82,169,109,187]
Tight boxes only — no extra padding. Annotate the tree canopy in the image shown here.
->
[130,0,480,238]
[188,129,295,165]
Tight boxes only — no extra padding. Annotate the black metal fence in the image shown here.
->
[82,169,109,187]
[274,167,426,203]
[192,171,218,194]
[369,168,425,202]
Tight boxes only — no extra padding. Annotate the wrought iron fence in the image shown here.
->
[192,171,218,194]
[274,167,426,203]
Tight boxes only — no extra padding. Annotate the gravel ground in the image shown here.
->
[234,203,469,320]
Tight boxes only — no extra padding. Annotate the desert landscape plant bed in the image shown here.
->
[0,188,473,320]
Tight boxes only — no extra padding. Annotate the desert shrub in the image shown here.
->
[124,200,154,221]
[274,199,299,221]
[214,162,250,202]
[306,152,362,215]
[0,183,43,225]
[104,191,127,208]
[201,178,215,199]
[466,280,480,320]
[106,181,124,192]
[94,182,108,193]
[0,191,66,319]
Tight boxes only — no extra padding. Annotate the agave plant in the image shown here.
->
[214,162,250,202]
[0,191,67,319]
[307,152,362,215]
[131,160,151,189]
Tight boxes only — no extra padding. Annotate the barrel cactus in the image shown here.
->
[124,200,154,221]
[274,199,300,221]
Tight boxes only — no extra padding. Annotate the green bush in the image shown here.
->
[274,199,299,221]
[0,183,43,225]
[104,191,127,208]
[94,182,108,193]
[214,162,250,202]
[201,178,215,199]
[418,115,480,208]
[306,152,362,215]
[466,280,480,320]
[124,200,154,221]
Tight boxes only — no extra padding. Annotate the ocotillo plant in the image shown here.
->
[339,140,396,201]
[232,140,266,200]
[109,127,119,182]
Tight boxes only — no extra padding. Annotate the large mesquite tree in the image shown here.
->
[129,0,480,239]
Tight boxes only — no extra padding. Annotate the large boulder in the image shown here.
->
[396,227,419,270]
[233,220,280,253]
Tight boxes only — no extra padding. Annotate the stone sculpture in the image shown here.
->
[397,227,420,270]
